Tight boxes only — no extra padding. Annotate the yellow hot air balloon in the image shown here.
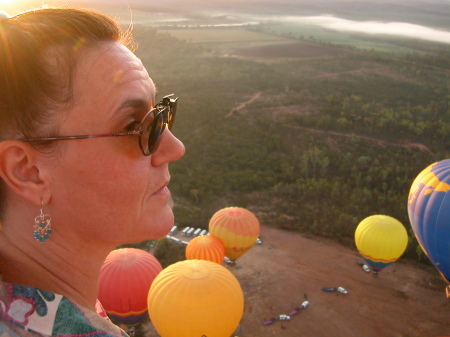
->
[355,214,408,273]
[185,235,225,264]
[208,206,260,261]
[147,259,244,337]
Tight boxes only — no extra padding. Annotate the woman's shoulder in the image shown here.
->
[0,279,128,337]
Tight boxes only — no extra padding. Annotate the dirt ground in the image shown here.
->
[142,225,449,337]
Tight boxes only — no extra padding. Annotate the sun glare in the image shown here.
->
[0,0,18,14]
[0,0,13,8]
[0,0,41,14]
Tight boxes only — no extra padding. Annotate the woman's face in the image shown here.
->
[46,42,185,246]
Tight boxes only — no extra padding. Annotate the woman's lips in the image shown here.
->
[153,184,170,196]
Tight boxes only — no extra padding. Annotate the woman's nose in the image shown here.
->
[151,129,185,166]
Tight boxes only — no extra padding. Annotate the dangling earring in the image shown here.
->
[33,200,52,243]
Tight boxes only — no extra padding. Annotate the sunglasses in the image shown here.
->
[18,94,177,156]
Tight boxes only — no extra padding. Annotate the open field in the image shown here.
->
[155,25,426,57]
[226,41,348,60]
[154,27,348,60]
[156,28,285,44]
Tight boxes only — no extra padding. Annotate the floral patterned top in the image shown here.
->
[0,278,128,337]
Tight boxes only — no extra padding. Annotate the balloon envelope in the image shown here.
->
[148,259,244,337]
[408,159,450,283]
[355,215,408,272]
[185,235,225,264]
[98,248,162,325]
[208,207,260,261]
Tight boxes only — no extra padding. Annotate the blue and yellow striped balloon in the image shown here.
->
[408,159,450,283]
[355,215,408,272]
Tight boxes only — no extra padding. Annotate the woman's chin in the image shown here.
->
[146,211,174,240]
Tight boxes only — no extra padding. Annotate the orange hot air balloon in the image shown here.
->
[185,235,225,264]
[208,206,260,261]
[147,259,244,337]
[98,248,162,326]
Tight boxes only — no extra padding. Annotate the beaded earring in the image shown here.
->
[33,200,52,243]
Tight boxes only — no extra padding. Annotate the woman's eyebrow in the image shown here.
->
[113,98,151,117]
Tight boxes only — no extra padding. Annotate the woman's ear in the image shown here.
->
[0,141,50,206]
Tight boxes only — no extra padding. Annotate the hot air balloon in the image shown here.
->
[208,206,260,261]
[354,215,408,274]
[185,235,225,264]
[98,248,162,326]
[408,159,450,290]
[147,259,244,337]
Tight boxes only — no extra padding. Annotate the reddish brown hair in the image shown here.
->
[0,8,135,215]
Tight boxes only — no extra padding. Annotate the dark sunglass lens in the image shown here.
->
[139,98,176,155]
[147,112,165,154]
[139,110,154,155]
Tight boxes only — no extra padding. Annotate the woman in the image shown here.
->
[0,7,185,336]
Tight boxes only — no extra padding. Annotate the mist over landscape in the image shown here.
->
[270,15,450,43]
[65,0,450,45]
[76,0,450,27]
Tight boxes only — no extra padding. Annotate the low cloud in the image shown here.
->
[288,15,450,44]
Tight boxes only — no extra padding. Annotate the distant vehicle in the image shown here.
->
[289,300,309,316]
[256,237,263,245]
[223,257,235,265]
[263,317,277,326]
[279,314,290,321]
[193,228,202,237]
[337,287,348,295]
[167,236,181,244]
[170,226,177,234]
[181,240,189,246]
[322,287,348,294]
[186,228,195,236]
[357,260,371,273]
[181,227,191,236]
[322,287,337,292]
[199,229,208,236]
